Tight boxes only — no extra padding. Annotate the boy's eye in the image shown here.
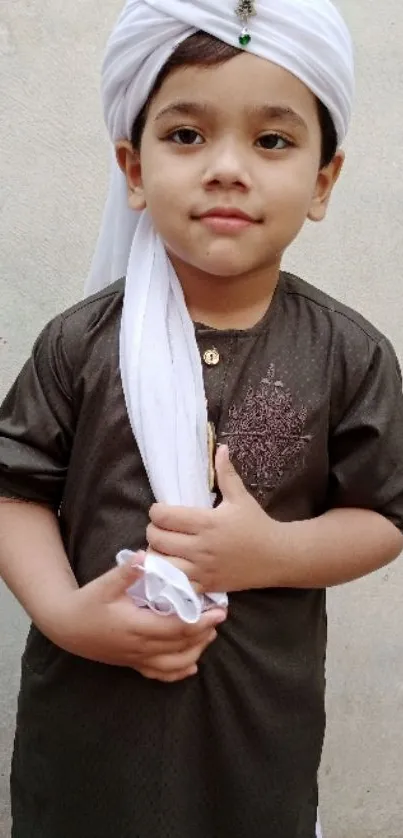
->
[257,133,291,151]
[169,128,204,145]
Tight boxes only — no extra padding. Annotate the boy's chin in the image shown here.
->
[198,257,276,280]
[183,250,268,280]
[166,242,277,280]
[192,261,256,280]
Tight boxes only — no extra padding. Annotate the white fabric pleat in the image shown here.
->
[120,213,211,507]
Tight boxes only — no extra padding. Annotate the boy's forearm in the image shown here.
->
[271,508,403,589]
[0,499,78,634]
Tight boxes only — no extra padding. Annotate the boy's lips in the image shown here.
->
[199,207,256,222]
[195,206,260,233]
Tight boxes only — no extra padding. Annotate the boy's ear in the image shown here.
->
[115,140,146,212]
[308,150,345,223]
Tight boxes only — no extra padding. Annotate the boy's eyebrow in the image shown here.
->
[154,101,308,131]
[154,101,211,121]
[248,105,308,132]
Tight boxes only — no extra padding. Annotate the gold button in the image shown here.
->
[203,348,220,366]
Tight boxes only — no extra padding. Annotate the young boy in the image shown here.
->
[1,1,403,837]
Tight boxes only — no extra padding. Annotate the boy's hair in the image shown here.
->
[131,32,338,169]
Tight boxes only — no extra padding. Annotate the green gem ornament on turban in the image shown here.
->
[235,0,257,46]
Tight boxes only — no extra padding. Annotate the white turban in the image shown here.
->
[86,0,354,624]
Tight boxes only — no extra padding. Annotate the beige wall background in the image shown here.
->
[0,2,402,836]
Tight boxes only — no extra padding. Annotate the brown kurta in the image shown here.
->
[1,272,403,838]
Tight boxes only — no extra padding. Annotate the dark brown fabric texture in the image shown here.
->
[1,272,403,838]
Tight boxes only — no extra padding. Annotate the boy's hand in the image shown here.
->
[147,446,281,594]
[48,562,226,683]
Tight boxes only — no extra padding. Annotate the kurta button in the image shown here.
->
[203,348,220,366]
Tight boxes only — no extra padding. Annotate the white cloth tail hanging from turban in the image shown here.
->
[117,213,227,624]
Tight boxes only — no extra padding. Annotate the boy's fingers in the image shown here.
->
[140,629,217,658]
[141,636,213,675]
[146,524,194,559]
[215,444,246,502]
[139,665,198,683]
[87,564,227,640]
[149,503,210,534]
[89,559,143,601]
[133,607,227,641]
[181,609,227,637]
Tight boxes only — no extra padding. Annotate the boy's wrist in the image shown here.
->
[248,515,293,590]
[254,516,311,590]
[34,584,80,649]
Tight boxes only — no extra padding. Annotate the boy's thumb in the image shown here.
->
[215,445,245,502]
[96,551,145,600]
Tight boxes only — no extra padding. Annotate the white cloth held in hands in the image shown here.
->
[117,550,228,624]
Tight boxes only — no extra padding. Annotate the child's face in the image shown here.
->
[117,51,343,282]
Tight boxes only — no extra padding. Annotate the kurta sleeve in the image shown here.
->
[327,337,403,532]
[0,315,74,510]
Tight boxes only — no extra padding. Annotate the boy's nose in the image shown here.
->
[202,141,252,191]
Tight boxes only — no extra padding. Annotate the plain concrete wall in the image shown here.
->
[0,2,402,836]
